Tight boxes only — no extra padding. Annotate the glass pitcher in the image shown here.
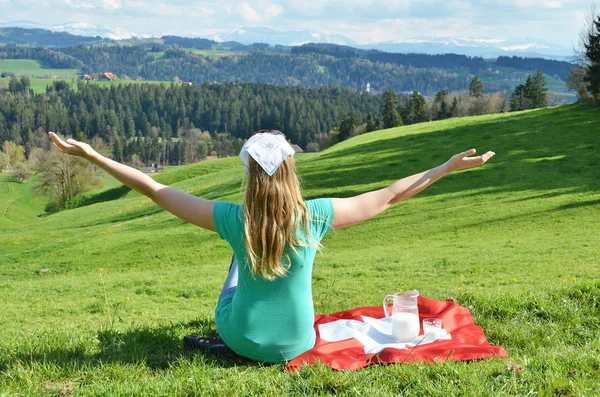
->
[383,290,420,343]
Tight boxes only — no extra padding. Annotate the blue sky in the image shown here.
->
[0,0,594,46]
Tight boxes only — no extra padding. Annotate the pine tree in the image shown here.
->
[434,90,450,120]
[511,84,526,111]
[531,70,549,108]
[469,76,484,98]
[450,97,460,117]
[523,75,535,109]
[382,90,402,128]
[584,15,600,103]
[409,91,428,123]
[337,114,359,141]
[365,114,378,132]
[8,77,19,94]
[111,133,124,163]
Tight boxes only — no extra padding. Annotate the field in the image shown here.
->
[0,77,174,94]
[1,105,600,395]
[0,59,79,78]
[183,48,243,60]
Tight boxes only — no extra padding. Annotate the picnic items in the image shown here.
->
[286,295,507,371]
[383,290,421,343]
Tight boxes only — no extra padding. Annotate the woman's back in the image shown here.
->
[213,199,333,362]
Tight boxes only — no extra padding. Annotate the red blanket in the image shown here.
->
[286,296,507,371]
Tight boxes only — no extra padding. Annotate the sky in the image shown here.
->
[0,0,595,46]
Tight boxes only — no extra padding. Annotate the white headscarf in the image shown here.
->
[239,132,295,176]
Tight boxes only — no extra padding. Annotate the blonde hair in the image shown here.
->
[243,155,315,280]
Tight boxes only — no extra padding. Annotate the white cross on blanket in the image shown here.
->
[318,316,452,354]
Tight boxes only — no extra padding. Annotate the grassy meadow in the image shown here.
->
[1,104,600,395]
[0,77,174,94]
[0,60,79,78]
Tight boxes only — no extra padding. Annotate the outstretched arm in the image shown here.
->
[331,149,495,229]
[48,132,216,232]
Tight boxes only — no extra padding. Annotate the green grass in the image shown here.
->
[0,77,73,93]
[1,104,600,395]
[183,48,242,60]
[0,59,79,78]
[90,79,173,89]
[0,78,174,94]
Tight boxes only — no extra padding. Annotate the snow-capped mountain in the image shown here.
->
[1,20,143,40]
[48,23,146,40]
[212,27,571,59]
[1,20,572,59]
[359,37,573,59]
[212,26,358,47]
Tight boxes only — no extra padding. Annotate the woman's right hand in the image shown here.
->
[48,132,96,159]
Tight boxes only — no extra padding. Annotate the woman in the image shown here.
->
[48,130,495,363]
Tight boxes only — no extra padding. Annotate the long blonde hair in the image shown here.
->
[243,155,314,280]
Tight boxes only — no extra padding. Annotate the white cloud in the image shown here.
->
[62,0,94,9]
[102,0,123,11]
[236,1,282,23]
[0,0,593,46]
[239,2,260,22]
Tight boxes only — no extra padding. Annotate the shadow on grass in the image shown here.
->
[299,105,600,200]
[556,198,600,210]
[65,185,132,210]
[6,318,261,371]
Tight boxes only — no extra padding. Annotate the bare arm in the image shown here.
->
[331,149,495,229]
[48,132,216,232]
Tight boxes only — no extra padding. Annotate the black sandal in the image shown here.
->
[183,335,234,356]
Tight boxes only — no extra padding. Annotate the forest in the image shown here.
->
[0,81,382,163]
[496,56,574,80]
[292,43,487,73]
[0,28,576,96]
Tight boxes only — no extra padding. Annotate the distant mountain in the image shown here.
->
[49,23,147,40]
[356,37,572,60]
[211,26,358,47]
[0,21,573,59]
[0,26,102,47]
[212,28,571,59]
[0,20,46,29]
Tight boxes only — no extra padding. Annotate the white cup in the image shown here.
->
[422,318,442,340]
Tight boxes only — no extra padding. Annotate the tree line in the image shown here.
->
[330,73,549,146]
[496,56,574,81]
[0,81,381,161]
[0,46,85,70]
[292,43,487,73]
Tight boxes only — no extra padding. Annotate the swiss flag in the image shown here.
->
[286,295,507,371]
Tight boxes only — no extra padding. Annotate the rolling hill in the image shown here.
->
[0,104,599,395]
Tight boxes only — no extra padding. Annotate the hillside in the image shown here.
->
[1,104,599,395]
[2,103,599,287]
[0,32,576,98]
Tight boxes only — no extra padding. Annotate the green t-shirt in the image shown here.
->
[213,198,334,363]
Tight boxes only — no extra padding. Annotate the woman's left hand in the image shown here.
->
[446,148,495,172]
